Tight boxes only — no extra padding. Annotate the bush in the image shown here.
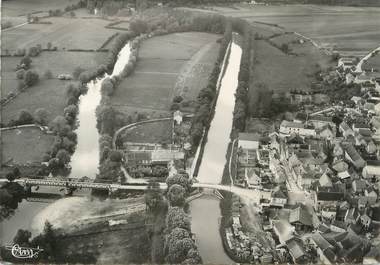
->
[34,108,49,125]
[17,109,34,125]
[24,70,39,87]
[130,19,149,35]
[167,184,186,207]
[16,69,25,79]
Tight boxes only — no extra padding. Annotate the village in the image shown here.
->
[216,51,380,264]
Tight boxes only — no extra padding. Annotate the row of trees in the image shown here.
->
[232,25,253,132]
[189,22,232,151]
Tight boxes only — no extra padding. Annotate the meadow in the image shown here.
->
[111,32,220,115]
[1,127,55,165]
[2,17,123,53]
[1,51,107,124]
[208,4,380,54]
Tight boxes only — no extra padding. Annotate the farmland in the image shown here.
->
[363,54,380,72]
[2,17,123,52]
[190,4,380,56]
[1,127,54,165]
[111,32,220,115]
[1,51,107,125]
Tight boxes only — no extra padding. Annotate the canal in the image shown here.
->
[0,43,132,244]
[190,34,243,264]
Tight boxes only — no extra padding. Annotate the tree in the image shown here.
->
[13,229,31,246]
[101,77,114,96]
[166,174,191,192]
[130,19,148,35]
[49,116,70,135]
[34,108,49,125]
[281,43,289,54]
[145,181,164,212]
[24,70,39,87]
[20,56,32,69]
[16,69,25,79]
[167,238,196,264]
[56,149,70,165]
[166,207,190,232]
[109,150,123,162]
[17,109,34,125]
[167,184,186,207]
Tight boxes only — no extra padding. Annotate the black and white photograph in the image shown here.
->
[1,0,380,264]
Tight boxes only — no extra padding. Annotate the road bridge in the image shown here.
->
[0,178,271,202]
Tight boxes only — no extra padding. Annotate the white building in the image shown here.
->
[279,120,316,137]
[238,133,260,150]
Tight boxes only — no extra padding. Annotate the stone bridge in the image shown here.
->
[0,178,271,203]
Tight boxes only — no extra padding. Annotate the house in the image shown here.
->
[362,160,380,180]
[286,237,310,264]
[289,204,314,231]
[352,123,371,133]
[359,213,371,228]
[352,179,366,193]
[272,219,295,245]
[364,188,378,205]
[309,115,335,129]
[314,187,344,212]
[271,188,288,207]
[344,208,360,224]
[339,122,354,138]
[351,96,363,105]
[341,143,366,169]
[318,173,333,188]
[173,110,183,125]
[238,133,260,150]
[338,57,355,70]
[280,120,316,137]
[125,151,152,166]
[317,125,335,140]
[310,232,335,264]
[332,160,348,173]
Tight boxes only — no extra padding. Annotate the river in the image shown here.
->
[0,43,132,245]
[190,35,243,264]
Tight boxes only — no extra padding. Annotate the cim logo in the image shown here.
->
[5,244,43,259]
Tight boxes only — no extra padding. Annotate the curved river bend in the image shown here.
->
[190,35,242,264]
[0,43,132,244]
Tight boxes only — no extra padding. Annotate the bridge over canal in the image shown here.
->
[0,178,271,203]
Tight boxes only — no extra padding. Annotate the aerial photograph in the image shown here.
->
[1,0,380,264]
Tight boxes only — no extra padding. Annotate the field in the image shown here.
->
[2,0,75,17]
[1,127,54,164]
[250,39,331,91]
[120,120,173,144]
[2,17,123,52]
[363,53,380,72]
[1,51,107,125]
[111,32,220,115]
[189,4,380,55]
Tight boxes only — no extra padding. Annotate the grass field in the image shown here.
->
[111,32,220,115]
[121,120,173,144]
[1,127,54,164]
[2,17,123,52]
[2,0,75,17]
[1,51,107,124]
[363,53,380,72]
[250,39,331,92]
[189,4,380,55]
